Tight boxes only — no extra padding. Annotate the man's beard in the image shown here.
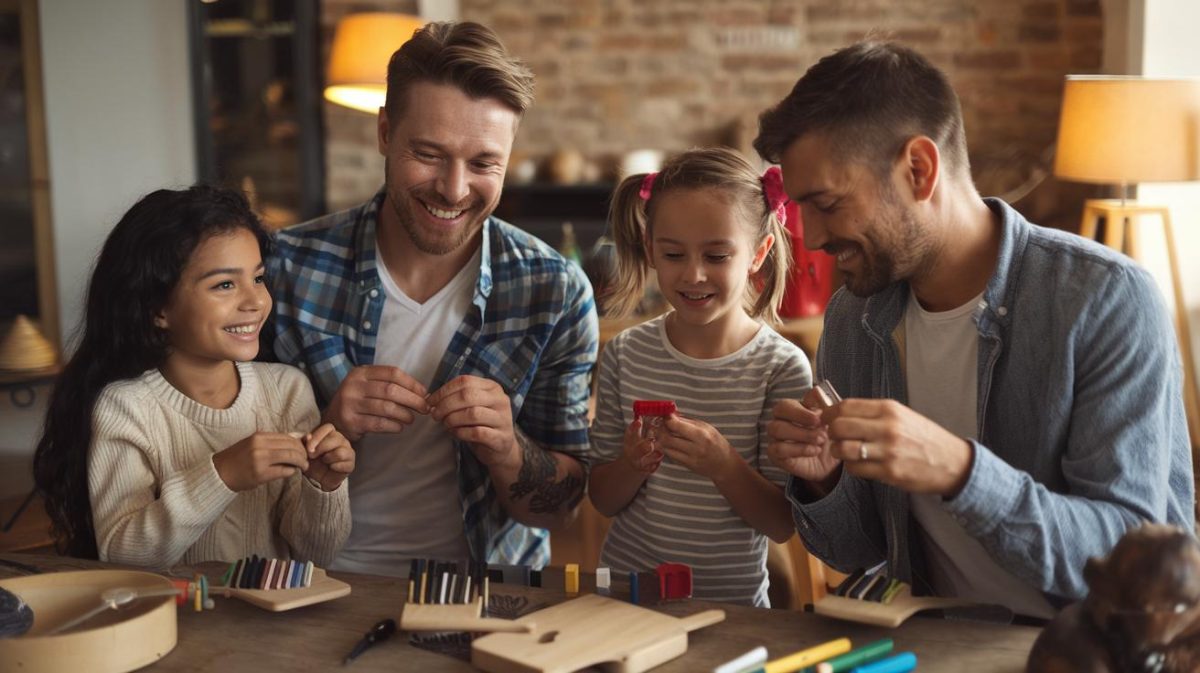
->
[384,166,488,256]
[840,205,929,298]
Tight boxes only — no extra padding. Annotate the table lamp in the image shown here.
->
[324,12,425,113]
[1054,75,1200,447]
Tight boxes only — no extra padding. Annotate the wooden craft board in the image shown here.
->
[217,567,350,612]
[471,593,725,673]
[0,569,177,673]
[813,585,976,628]
[401,597,535,633]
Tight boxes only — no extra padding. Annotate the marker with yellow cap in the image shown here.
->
[747,638,852,673]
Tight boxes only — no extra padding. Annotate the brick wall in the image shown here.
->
[322,0,1104,227]
[321,0,419,211]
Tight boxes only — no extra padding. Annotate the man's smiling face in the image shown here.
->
[377,81,516,256]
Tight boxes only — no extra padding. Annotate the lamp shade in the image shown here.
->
[1054,76,1200,185]
[325,12,424,113]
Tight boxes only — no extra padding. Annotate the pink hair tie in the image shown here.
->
[638,172,658,202]
[760,166,789,227]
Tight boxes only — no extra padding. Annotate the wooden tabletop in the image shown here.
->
[1,554,1038,672]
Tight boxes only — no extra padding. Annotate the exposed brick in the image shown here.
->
[1069,45,1103,69]
[953,50,1023,70]
[1027,48,1070,70]
[1018,22,1062,43]
[997,75,1065,96]
[319,0,1106,229]
[642,77,704,98]
[707,7,767,26]
[1065,21,1104,43]
[721,54,803,72]
[766,5,797,24]
[806,3,895,23]
[1066,0,1102,17]
[1022,1,1059,20]
[891,28,943,45]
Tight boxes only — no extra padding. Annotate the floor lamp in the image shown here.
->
[1055,75,1200,450]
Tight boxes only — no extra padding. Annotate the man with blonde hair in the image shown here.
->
[266,22,597,574]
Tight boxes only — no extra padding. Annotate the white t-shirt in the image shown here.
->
[331,247,481,576]
[904,290,1055,619]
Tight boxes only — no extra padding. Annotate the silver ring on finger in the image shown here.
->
[860,441,870,461]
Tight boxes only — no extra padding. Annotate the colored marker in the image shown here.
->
[852,573,884,600]
[229,558,244,588]
[259,560,271,590]
[483,572,490,616]
[630,571,640,605]
[713,645,768,673]
[565,563,580,594]
[816,639,894,673]
[752,638,852,673]
[596,567,611,596]
[849,652,916,673]
[881,580,905,604]
[834,568,865,596]
[418,559,428,604]
[219,561,235,587]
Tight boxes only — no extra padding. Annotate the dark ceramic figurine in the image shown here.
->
[1027,524,1200,673]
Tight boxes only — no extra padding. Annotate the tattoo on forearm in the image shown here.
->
[508,432,584,514]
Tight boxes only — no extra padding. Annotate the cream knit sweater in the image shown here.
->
[88,361,350,568]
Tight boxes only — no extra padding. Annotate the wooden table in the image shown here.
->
[1,554,1038,672]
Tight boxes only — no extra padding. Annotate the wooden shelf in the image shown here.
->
[0,364,59,387]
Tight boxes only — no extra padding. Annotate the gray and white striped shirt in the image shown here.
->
[592,315,812,606]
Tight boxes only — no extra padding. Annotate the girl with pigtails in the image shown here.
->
[588,147,813,607]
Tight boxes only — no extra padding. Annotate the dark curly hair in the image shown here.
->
[32,185,267,558]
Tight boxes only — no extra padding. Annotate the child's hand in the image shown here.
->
[301,423,355,492]
[657,415,739,477]
[622,418,663,474]
[657,415,737,480]
[213,432,310,492]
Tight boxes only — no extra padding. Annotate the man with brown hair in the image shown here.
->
[265,22,597,575]
[759,41,1192,617]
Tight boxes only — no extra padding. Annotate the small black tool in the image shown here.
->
[343,618,396,665]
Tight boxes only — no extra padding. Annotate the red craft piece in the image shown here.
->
[656,562,692,600]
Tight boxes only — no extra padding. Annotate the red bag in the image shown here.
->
[778,201,835,318]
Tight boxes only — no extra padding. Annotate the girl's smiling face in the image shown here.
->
[647,187,773,331]
[155,227,270,367]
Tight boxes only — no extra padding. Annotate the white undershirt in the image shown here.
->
[330,246,480,576]
[904,289,1055,619]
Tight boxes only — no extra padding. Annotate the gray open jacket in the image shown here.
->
[787,198,1195,602]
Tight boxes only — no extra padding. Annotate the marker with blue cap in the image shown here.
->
[849,651,917,673]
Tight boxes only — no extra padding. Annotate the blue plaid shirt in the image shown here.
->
[264,191,598,568]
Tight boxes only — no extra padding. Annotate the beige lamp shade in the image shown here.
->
[324,12,424,113]
[1054,76,1200,185]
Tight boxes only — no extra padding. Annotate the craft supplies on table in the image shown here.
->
[471,593,725,673]
[812,565,974,628]
[815,638,896,673]
[712,645,767,673]
[214,556,349,612]
[401,559,532,635]
[342,617,396,665]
